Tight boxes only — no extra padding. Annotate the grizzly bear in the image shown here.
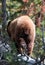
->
[7,15,35,56]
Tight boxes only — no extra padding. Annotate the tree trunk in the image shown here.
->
[2,0,6,36]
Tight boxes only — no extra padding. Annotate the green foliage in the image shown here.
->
[34,0,42,4]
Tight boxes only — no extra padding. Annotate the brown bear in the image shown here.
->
[7,15,36,56]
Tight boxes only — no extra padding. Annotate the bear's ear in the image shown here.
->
[7,21,11,37]
[7,20,11,28]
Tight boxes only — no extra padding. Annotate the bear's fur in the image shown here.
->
[7,15,35,56]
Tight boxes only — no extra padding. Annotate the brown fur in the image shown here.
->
[7,15,35,56]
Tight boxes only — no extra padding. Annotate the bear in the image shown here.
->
[7,15,36,56]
